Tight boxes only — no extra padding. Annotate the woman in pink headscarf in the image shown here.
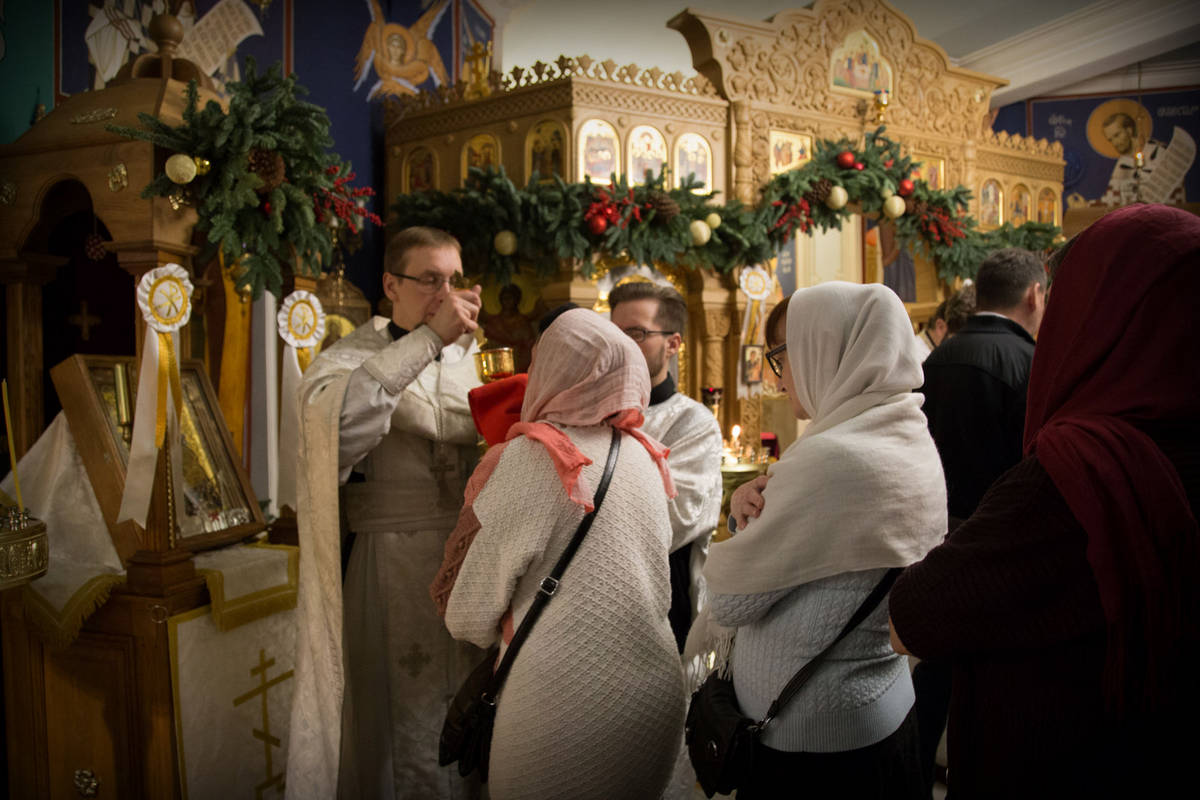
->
[431,308,684,800]
[889,204,1200,797]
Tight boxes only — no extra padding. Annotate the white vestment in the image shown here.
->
[642,387,723,618]
[286,317,483,800]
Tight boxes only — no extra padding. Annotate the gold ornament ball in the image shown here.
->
[493,230,518,256]
[689,219,712,246]
[880,185,894,199]
[883,194,907,219]
[165,153,198,185]
[193,157,211,176]
[825,185,849,210]
[705,212,722,230]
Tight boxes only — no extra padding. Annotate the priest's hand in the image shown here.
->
[729,474,770,532]
[428,284,482,345]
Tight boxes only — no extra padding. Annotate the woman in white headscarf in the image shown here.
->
[431,308,685,800]
[695,282,946,798]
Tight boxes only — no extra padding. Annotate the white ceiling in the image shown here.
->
[490,0,1200,106]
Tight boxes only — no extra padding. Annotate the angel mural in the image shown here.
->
[354,0,450,102]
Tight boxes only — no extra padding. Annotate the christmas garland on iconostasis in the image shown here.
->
[108,59,381,299]
[391,127,1060,286]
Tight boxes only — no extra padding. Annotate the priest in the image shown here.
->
[287,227,484,799]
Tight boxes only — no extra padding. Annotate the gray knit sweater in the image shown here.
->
[710,567,913,753]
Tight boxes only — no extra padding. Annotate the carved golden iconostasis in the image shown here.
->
[385,0,1064,449]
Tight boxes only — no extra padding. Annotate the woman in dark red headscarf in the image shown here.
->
[889,204,1200,798]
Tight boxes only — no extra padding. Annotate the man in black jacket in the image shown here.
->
[912,247,1047,793]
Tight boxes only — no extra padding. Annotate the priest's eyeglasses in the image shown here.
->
[621,326,676,343]
[391,272,467,293]
[766,342,788,378]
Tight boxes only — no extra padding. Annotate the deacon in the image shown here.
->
[287,227,484,800]
[609,282,723,650]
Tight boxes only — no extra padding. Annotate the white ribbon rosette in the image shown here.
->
[117,264,193,526]
[276,290,325,512]
[737,265,775,399]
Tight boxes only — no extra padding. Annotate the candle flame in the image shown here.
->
[731,424,742,440]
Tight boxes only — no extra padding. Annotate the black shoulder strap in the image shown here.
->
[757,566,903,729]
[483,427,622,701]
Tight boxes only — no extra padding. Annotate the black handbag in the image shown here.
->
[685,567,902,798]
[439,427,622,781]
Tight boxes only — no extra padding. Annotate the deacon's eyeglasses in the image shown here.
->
[766,342,788,378]
[621,326,676,343]
[390,271,467,293]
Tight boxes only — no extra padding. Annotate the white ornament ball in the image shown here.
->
[705,212,722,230]
[825,185,849,210]
[493,230,518,256]
[883,194,907,219]
[165,153,198,185]
[690,219,712,246]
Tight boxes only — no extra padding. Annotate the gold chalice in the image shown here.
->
[474,347,516,384]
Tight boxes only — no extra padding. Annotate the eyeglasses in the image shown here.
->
[390,271,466,293]
[621,326,676,343]
[766,342,788,378]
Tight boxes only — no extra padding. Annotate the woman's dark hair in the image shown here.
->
[765,296,790,348]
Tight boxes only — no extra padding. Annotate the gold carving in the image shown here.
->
[107,163,129,192]
[71,107,118,125]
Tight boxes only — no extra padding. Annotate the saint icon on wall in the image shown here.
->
[769,131,813,174]
[354,0,451,101]
[1010,184,1032,227]
[1037,188,1058,224]
[462,133,500,180]
[579,119,620,183]
[830,30,893,98]
[526,120,566,182]
[628,126,667,184]
[979,179,1003,228]
[674,133,712,191]
[405,147,436,193]
[911,155,944,191]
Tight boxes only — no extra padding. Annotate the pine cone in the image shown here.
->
[249,147,286,194]
[803,177,833,206]
[905,197,928,217]
[645,190,680,224]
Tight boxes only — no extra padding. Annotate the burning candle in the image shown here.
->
[730,424,742,454]
[2,379,24,512]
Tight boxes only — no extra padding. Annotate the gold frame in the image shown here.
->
[1010,183,1033,227]
[673,132,713,192]
[829,29,894,99]
[578,119,621,183]
[910,153,947,192]
[1036,186,1059,226]
[768,130,813,175]
[461,133,501,183]
[627,124,668,185]
[524,118,568,183]
[50,354,266,562]
[403,145,438,193]
[980,178,1004,228]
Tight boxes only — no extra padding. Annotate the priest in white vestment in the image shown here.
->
[608,282,723,650]
[287,228,484,800]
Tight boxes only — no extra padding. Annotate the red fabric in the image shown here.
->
[1023,203,1200,710]
[468,373,529,446]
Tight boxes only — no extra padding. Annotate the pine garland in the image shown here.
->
[106,58,368,299]
[392,126,1060,286]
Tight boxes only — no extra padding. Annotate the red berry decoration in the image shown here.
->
[588,215,608,236]
[898,178,915,197]
[854,162,865,171]
[884,159,894,168]
[262,201,272,216]
[836,150,856,169]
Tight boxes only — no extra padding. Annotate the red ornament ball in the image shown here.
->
[836,150,856,169]
[884,159,894,168]
[588,215,608,236]
[898,178,915,197]
[262,201,272,216]
[854,162,865,171]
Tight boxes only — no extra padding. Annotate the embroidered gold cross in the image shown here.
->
[233,648,294,798]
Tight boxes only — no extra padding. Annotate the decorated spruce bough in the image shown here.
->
[108,59,380,300]
[391,127,1059,286]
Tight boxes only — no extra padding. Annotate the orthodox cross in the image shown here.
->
[398,641,432,679]
[233,648,294,799]
[67,301,101,341]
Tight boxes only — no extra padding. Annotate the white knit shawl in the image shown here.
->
[704,282,946,597]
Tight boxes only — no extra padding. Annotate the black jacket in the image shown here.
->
[919,314,1035,520]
